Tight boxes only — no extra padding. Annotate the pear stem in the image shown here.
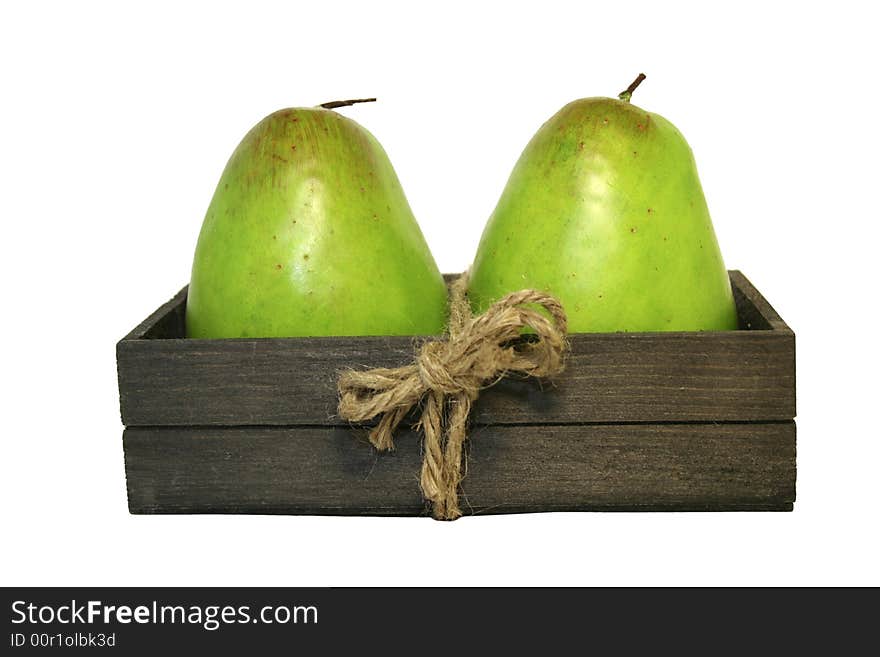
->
[318,98,377,110]
[618,74,646,102]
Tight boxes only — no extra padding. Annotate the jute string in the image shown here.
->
[336,274,568,520]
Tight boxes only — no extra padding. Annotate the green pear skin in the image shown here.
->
[186,107,448,338]
[468,95,739,332]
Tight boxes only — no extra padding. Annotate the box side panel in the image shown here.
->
[120,287,188,341]
[118,330,795,426]
[729,271,791,332]
[124,422,796,515]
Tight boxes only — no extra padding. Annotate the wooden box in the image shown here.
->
[116,271,796,516]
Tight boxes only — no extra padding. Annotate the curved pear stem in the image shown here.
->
[318,98,377,110]
[618,74,646,102]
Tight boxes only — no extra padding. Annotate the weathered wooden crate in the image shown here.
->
[116,271,796,516]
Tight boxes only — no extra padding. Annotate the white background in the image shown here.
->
[2,1,878,586]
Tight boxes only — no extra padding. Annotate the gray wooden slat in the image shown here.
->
[122,286,187,341]
[124,422,796,515]
[729,270,791,332]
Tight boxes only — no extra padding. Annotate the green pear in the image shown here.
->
[186,99,448,338]
[468,75,738,332]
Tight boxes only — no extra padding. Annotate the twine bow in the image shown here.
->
[336,274,568,520]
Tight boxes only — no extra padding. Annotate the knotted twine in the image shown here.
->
[336,274,568,520]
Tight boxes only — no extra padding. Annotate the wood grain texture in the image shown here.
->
[117,272,796,427]
[728,271,790,332]
[124,422,796,515]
